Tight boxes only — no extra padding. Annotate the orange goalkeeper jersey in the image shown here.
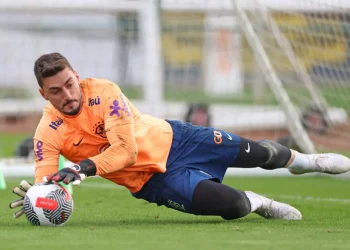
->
[33,78,173,192]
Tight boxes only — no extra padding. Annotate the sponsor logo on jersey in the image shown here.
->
[109,94,131,117]
[49,117,63,130]
[88,96,100,106]
[35,140,44,161]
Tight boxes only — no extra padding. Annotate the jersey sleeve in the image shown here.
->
[33,122,61,184]
[89,83,138,175]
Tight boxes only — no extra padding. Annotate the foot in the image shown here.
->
[255,198,302,220]
[289,153,350,175]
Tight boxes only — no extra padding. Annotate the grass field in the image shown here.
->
[1,176,350,250]
[0,133,31,157]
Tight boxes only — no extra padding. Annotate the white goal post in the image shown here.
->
[231,0,349,154]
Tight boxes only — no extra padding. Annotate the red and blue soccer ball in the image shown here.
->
[23,183,74,227]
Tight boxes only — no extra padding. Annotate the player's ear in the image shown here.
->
[73,70,80,81]
[39,88,48,100]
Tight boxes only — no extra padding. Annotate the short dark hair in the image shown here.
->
[34,52,73,88]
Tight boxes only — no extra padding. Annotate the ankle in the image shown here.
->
[288,151,311,170]
[245,191,268,212]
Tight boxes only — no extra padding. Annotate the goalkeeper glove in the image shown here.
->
[9,180,33,219]
[44,159,97,185]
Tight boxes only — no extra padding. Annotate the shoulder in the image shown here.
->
[80,78,124,105]
[80,78,122,93]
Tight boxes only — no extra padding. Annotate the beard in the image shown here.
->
[62,99,81,116]
[63,106,81,115]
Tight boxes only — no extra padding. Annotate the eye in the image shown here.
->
[67,83,73,88]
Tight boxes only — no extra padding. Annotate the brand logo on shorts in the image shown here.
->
[49,117,63,130]
[245,143,250,153]
[167,199,186,212]
[213,130,222,144]
[223,132,232,140]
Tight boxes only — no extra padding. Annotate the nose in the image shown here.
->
[62,87,73,100]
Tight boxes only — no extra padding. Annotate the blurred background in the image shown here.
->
[0,0,349,179]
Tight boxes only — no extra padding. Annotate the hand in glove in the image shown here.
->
[9,180,33,219]
[43,159,97,185]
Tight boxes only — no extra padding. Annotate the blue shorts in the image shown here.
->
[131,120,241,214]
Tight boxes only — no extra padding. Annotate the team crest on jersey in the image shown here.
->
[93,121,107,138]
[109,94,131,117]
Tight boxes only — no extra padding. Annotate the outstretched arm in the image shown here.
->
[45,84,138,184]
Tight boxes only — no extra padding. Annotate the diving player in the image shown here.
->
[9,53,350,221]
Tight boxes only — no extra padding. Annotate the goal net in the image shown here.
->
[0,0,349,160]
[234,0,350,153]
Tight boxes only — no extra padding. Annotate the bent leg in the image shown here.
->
[192,180,302,220]
[192,180,251,220]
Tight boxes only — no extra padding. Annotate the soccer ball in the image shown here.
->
[23,183,74,226]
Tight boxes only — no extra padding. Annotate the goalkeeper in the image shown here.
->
[10,53,350,221]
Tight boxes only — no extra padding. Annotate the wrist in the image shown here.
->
[71,159,97,177]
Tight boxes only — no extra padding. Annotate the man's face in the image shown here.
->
[39,68,82,116]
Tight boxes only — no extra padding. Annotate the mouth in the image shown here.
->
[64,101,76,108]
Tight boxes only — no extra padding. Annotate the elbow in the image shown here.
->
[127,143,138,166]
[128,151,137,166]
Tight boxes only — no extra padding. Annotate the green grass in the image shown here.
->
[1,176,350,250]
[0,133,32,157]
[321,86,350,110]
